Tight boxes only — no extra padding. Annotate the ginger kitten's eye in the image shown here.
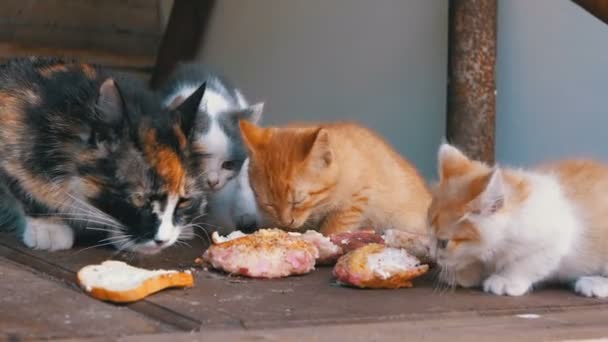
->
[437,239,449,249]
[221,160,237,170]
[131,193,147,208]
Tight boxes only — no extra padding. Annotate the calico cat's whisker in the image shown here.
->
[98,234,132,243]
[30,213,121,228]
[84,227,121,234]
[72,238,132,254]
[189,213,207,223]
[63,192,127,229]
[183,224,211,242]
[174,240,192,248]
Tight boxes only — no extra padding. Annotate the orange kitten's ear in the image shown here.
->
[438,143,472,180]
[240,120,272,153]
[470,168,505,215]
[307,128,333,168]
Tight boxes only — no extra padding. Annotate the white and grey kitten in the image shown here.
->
[161,63,264,231]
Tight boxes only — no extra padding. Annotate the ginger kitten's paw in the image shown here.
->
[483,274,530,296]
[23,218,74,251]
[574,276,608,298]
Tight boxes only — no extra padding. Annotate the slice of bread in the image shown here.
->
[77,260,194,303]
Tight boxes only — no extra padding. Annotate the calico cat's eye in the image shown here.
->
[131,193,147,208]
[177,197,193,209]
[437,239,449,249]
[221,160,237,170]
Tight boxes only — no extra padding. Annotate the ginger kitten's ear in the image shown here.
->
[438,143,472,180]
[307,128,333,169]
[471,168,506,215]
[240,120,272,153]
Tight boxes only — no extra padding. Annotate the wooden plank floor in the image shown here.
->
[2,232,608,340]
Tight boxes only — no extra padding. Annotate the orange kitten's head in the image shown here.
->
[240,121,339,230]
[428,144,530,270]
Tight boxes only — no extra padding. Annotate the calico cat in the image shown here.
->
[0,57,208,254]
[239,121,431,237]
[161,63,264,231]
[429,143,608,297]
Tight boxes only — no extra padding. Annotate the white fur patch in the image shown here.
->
[153,195,180,245]
[575,276,608,298]
[23,217,74,251]
[483,274,530,296]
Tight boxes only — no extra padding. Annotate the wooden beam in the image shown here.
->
[150,0,216,89]
[572,0,608,25]
[447,0,497,163]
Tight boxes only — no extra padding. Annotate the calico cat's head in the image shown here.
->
[427,144,530,271]
[168,95,264,192]
[84,79,208,254]
[239,121,339,230]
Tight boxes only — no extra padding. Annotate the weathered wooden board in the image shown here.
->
[1,232,607,335]
[0,258,174,340]
[0,0,164,57]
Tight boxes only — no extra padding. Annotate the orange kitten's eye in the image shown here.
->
[437,239,449,249]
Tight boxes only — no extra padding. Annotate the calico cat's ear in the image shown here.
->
[230,102,264,126]
[471,168,505,215]
[240,120,271,153]
[438,143,472,181]
[96,78,125,125]
[306,128,333,169]
[174,82,206,137]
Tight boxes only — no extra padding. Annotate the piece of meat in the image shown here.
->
[203,229,318,278]
[329,230,385,253]
[382,229,433,265]
[333,243,429,289]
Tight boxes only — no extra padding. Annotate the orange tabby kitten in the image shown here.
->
[239,121,430,237]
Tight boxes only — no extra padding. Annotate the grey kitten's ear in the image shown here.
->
[174,82,206,137]
[96,78,125,125]
[231,102,264,125]
[247,102,264,124]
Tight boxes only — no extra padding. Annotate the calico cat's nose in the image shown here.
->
[154,238,170,246]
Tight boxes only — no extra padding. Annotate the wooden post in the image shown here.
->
[150,0,216,89]
[572,0,608,25]
[447,0,497,163]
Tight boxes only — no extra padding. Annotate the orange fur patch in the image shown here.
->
[173,124,187,150]
[81,64,97,79]
[143,129,185,195]
[38,64,68,78]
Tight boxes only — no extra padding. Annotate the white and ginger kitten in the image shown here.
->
[428,143,608,297]
[161,63,265,231]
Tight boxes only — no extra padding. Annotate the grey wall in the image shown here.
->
[497,0,608,166]
[196,0,448,179]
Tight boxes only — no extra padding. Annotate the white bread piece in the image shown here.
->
[211,230,247,244]
[77,260,194,303]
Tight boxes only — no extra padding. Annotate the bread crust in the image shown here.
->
[77,267,194,303]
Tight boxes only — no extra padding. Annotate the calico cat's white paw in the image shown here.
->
[483,274,530,296]
[23,218,74,251]
[574,276,608,298]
